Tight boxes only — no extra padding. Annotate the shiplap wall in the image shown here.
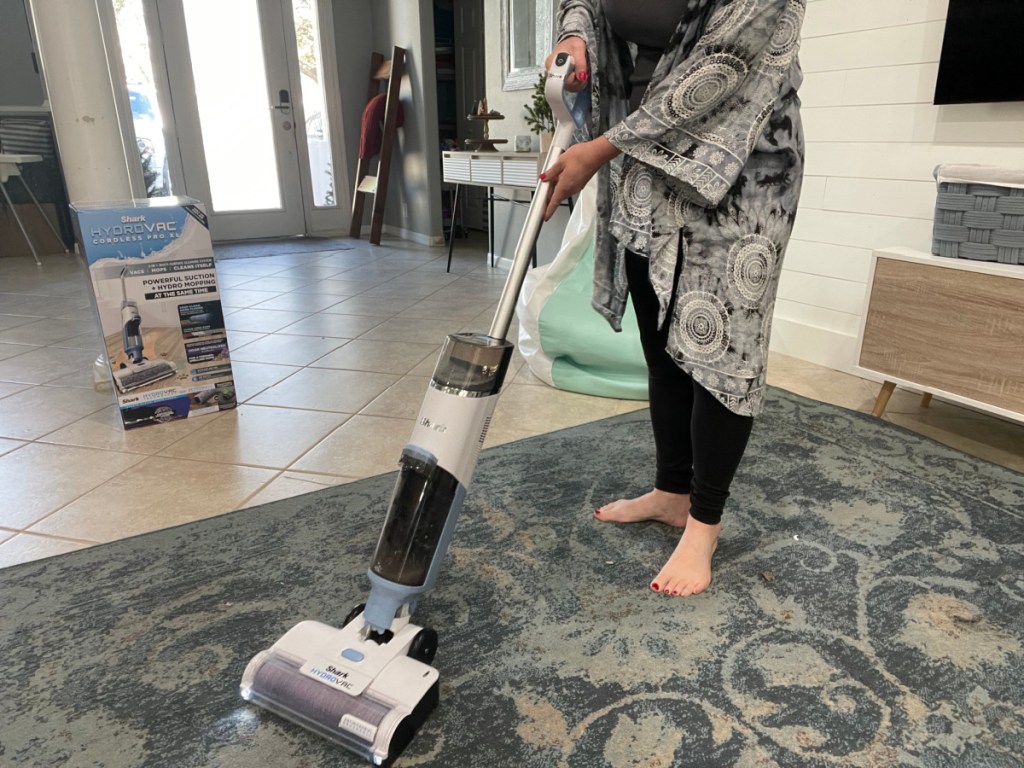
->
[773,0,1024,370]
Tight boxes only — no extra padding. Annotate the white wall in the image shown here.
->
[482,8,534,144]
[776,0,1024,371]
[334,1,442,246]
[363,0,444,246]
[482,4,575,267]
[332,1,374,227]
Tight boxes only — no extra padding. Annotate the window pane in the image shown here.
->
[183,0,281,211]
[292,0,336,207]
[113,0,172,198]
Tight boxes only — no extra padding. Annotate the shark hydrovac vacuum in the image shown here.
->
[240,54,583,766]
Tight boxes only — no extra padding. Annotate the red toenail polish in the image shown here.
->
[651,582,660,592]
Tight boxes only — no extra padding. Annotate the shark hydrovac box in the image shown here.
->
[72,197,236,430]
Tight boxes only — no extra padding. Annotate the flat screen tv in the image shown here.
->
[933,0,1024,105]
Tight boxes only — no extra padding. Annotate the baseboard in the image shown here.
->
[372,224,444,248]
[769,316,860,374]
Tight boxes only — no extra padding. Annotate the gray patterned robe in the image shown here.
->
[558,0,806,416]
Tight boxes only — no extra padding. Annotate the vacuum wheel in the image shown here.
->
[408,628,438,664]
[343,603,366,628]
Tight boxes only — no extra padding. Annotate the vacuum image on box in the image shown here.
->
[112,266,177,393]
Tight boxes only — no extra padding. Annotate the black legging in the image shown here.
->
[625,250,754,526]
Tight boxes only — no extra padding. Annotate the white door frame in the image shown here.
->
[284,0,352,236]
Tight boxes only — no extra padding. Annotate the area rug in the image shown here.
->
[1,389,1022,767]
[214,238,354,260]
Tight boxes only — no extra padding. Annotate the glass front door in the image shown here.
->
[114,0,343,241]
[166,0,305,240]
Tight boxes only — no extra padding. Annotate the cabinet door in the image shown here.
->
[860,256,1024,414]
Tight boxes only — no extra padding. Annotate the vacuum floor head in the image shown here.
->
[113,358,177,393]
[241,617,439,766]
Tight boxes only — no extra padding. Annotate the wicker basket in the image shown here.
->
[932,165,1024,265]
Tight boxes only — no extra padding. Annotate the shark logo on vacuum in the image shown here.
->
[304,663,354,691]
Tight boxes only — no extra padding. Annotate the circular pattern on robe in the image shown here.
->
[703,0,754,44]
[672,291,730,363]
[728,234,777,307]
[664,54,748,122]
[763,1,804,68]
[622,163,654,225]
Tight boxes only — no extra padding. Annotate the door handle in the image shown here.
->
[272,88,291,111]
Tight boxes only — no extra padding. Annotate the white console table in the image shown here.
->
[856,247,1024,424]
[441,150,571,272]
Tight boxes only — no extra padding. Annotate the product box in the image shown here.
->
[71,197,236,429]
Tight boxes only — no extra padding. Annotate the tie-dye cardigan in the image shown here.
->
[557,0,806,416]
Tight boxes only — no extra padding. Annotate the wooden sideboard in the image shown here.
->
[856,247,1024,423]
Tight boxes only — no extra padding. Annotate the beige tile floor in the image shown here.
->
[1,233,1021,568]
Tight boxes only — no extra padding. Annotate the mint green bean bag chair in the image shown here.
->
[516,179,648,400]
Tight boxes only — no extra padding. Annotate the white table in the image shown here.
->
[441,150,572,272]
[0,152,66,265]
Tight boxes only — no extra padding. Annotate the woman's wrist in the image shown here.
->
[589,136,621,164]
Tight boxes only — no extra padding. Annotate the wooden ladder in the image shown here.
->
[349,46,406,245]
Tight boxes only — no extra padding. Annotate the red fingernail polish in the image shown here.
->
[578,71,589,82]
[539,173,547,181]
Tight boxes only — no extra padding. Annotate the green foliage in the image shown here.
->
[523,74,553,135]
[294,2,318,82]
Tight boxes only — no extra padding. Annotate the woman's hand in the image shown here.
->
[541,136,620,220]
[544,36,589,92]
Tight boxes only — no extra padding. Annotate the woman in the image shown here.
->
[541,0,805,596]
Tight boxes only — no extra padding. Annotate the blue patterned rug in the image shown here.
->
[2,389,1022,767]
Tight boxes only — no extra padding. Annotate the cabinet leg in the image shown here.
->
[921,393,933,408]
[488,186,495,267]
[446,184,461,274]
[871,381,897,418]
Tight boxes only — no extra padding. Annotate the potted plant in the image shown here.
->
[524,73,554,151]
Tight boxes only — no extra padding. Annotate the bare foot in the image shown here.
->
[650,515,720,596]
[594,489,690,528]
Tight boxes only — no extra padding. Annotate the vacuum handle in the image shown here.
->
[489,54,580,341]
